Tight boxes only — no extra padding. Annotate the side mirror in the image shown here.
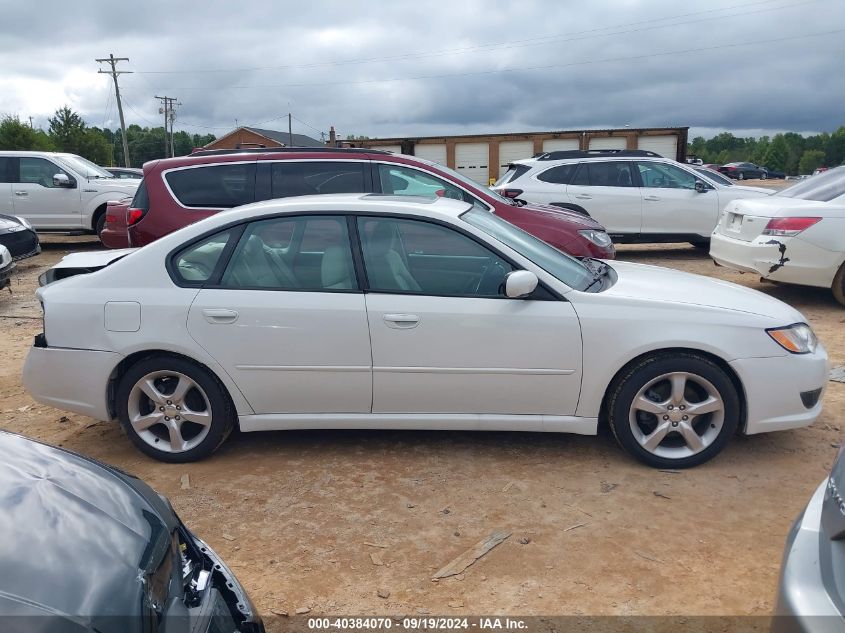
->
[504,270,538,299]
[694,180,708,193]
[53,173,74,188]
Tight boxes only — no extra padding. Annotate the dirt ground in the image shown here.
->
[2,188,842,619]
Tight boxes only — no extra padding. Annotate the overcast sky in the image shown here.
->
[1,0,843,141]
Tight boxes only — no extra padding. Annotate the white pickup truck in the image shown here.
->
[0,151,139,239]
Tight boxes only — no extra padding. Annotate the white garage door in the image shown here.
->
[455,142,490,184]
[543,138,580,153]
[370,145,402,153]
[636,135,678,159]
[589,137,627,151]
[498,141,535,176]
[413,143,447,165]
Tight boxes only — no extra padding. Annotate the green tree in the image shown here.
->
[763,135,789,172]
[48,105,86,154]
[798,149,826,174]
[0,116,54,150]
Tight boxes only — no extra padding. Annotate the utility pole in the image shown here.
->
[288,112,293,148]
[28,116,33,129]
[155,96,177,158]
[96,54,132,167]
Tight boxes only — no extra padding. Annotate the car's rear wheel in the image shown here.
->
[832,262,845,307]
[116,356,234,462]
[738,172,745,180]
[607,353,740,468]
[94,212,107,239]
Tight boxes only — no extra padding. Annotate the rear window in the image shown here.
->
[779,166,845,202]
[270,161,367,197]
[537,164,576,185]
[130,179,149,210]
[165,163,256,208]
[494,164,531,187]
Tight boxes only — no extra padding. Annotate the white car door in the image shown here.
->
[565,161,643,235]
[185,215,372,414]
[0,157,13,215]
[357,215,582,417]
[11,157,82,229]
[636,161,720,239]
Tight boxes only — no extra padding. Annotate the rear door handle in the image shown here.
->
[573,194,592,200]
[644,195,660,201]
[202,308,239,324]
[14,191,28,197]
[383,313,420,329]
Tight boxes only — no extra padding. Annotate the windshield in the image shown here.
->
[56,154,114,179]
[778,166,845,202]
[694,167,732,186]
[462,207,594,291]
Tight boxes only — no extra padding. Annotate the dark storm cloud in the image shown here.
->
[1,0,843,139]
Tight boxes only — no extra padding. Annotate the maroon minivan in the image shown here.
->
[111,148,614,259]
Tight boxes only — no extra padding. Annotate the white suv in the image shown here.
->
[0,151,139,239]
[492,150,775,246]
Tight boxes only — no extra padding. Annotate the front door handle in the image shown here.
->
[14,191,28,197]
[202,308,239,324]
[573,194,592,200]
[383,313,420,329]
[644,195,661,201]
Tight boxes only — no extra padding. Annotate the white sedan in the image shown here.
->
[711,166,845,305]
[23,194,829,468]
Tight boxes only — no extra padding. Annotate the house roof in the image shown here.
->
[245,127,324,148]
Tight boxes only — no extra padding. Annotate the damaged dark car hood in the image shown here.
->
[0,431,177,632]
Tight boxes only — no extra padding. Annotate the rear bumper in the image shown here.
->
[100,226,130,249]
[711,232,842,289]
[730,345,828,435]
[22,343,119,421]
[772,479,844,632]
[0,260,13,289]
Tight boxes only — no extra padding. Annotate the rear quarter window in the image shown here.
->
[537,164,576,184]
[165,163,256,208]
[131,179,149,210]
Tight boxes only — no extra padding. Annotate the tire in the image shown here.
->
[738,172,745,180]
[606,352,740,468]
[690,240,710,250]
[115,355,235,462]
[832,262,845,307]
[761,172,768,180]
[94,212,107,239]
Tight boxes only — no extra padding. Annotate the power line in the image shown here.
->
[134,0,813,75]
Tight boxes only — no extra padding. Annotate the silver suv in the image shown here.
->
[492,149,774,247]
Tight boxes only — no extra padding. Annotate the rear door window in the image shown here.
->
[270,161,368,198]
[165,163,256,208]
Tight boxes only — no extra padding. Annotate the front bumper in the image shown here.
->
[711,232,842,290]
[772,479,844,632]
[22,343,119,421]
[730,344,828,435]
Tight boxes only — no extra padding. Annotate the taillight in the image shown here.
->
[501,189,523,199]
[761,217,822,237]
[127,208,145,226]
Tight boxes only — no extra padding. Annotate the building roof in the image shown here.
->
[244,127,324,147]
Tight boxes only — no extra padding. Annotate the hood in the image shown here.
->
[0,214,28,234]
[0,432,177,623]
[727,184,777,195]
[89,177,140,191]
[601,260,804,321]
[517,201,605,229]
[51,248,136,270]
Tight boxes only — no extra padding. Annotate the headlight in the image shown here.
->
[15,216,33,230]
[579,230,613,248]
[767,323,818,354]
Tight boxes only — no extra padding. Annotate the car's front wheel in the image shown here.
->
[607,353,740,468]
[760,172,768,180]
[737,172,745,180]
[116,355,234,462]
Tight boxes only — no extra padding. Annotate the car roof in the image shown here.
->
[144,147,390,171]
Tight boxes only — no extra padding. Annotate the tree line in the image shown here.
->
[687,128,845,175]
[0,106,215,167]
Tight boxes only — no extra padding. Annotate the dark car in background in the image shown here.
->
[106,166,144,179]
[773,443,845,632]
[121,147,615,259]
[0,431,264,633]
[719,162,769,180]
[0,214,39,261]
